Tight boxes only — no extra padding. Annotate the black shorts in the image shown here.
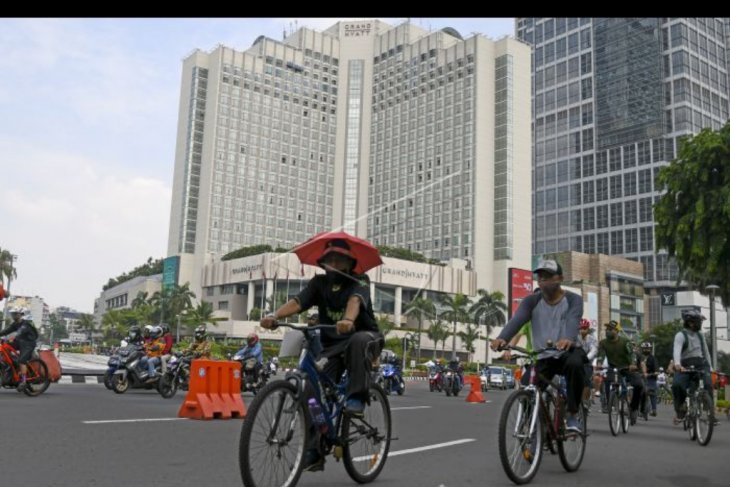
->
[16,341,36,363]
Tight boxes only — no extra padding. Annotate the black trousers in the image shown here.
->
[535,348,586,415]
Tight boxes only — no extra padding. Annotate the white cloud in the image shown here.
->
[0,138,170,313]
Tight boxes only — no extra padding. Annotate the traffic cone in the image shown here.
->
[464,375,486,403]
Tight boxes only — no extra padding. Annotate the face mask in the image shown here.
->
[606,331,617,340]
[688,322,702,332]
[326,269,349,286]
[642,350,650,355]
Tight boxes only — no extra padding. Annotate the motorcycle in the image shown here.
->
[380,361,405,396]
[443,368,462,397]
[104,346,128,390]
[232,353,269,394]
[111,345,161,394]
[428,367,443,392]
[157,353,192,399]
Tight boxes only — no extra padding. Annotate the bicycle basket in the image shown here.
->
[278,329,305,358]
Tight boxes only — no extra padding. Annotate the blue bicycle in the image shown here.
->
[239,323,392,487]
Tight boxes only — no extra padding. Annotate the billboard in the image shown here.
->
[508,268,534,318]
[162,256,180,291]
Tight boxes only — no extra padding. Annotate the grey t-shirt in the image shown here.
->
[498,290,583,359]
[673,329,711,367]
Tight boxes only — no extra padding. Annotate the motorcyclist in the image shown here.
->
[139,325,165,381]
[447,358,464,389]
[184,325,211,359]
[0,307,39,390]
[236,333,264,365]
[160,323,174,372]
[671,308,713,424]
[126,325,143,346]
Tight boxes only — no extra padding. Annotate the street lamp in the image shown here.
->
[403,332,414,372]
[705,284,720,370]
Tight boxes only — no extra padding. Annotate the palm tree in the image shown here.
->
[0,248,18,286]
[457,323,481,363]
[77,313,96,346]
[404,296,436,362]
[426,319,448,359]
[440,293,471,359]
[131,291,150,309]
[376,314,396,339]
[469,289,508,365]
[101,309,129,342]
[184,301,226,333]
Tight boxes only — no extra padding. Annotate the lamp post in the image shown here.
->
[403,332,414,372]
[705,284,720,370]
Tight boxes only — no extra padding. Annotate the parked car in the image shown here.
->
[487,366,515,390]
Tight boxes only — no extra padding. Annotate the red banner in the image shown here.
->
[508,268,534,318]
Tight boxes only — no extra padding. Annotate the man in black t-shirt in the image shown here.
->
[261,239,383,472]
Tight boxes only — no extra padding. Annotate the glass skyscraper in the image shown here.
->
[517,18,729,323]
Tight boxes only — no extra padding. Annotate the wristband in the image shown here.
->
[342,318,354,323]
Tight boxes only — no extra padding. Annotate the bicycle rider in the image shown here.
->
[671,308,713,424]
[260,238,383,471]
[0,307,40,391]
[596,320,645,425]
[491,259,586,433]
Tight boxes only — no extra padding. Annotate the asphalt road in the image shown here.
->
[1,379,729,486]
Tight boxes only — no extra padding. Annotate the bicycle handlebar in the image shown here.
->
[500,345,559,357]
[269,322,337,332]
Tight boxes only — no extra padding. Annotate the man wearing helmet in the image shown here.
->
[261,238,382,472]
[0,307,40,390]
[160,324,174,372]
[671,308,713,424]
[184,326,211,359]
[236,333,264,366]
[576,319,598,411]
[139,325,165,381]
[638,341,658,417]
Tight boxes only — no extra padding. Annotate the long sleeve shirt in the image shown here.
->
[577,333,598,362]
[596,337,635,370]
[673,329,711,368]
[497,290,583,359]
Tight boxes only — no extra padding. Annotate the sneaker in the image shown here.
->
[630,410,638,425]
[16,380,28,392]
[345,397,365,416]
[565,414,582,434]
[650,410,657,417]
[302,448,325,472]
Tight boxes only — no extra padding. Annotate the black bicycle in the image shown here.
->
[238,323,391,487]
[497,345,587,485]
[681,366,714,446]
[601,367,632,436]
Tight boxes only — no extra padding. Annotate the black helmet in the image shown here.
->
[681,308,705,328]
[128,325,141,341]
[194,325,207,341]
[161,323,170,334]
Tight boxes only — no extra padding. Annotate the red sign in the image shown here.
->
[508,268,534,318]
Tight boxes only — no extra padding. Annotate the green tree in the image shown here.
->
[101,309,131,342]
[131,291,150,308]
[249,307,262,321]
[654,122,730,307]
[440,293,470,359]
[77,313,96,342]
[457,323,481,363]
[640,319,683,370]
[376,314,396,339]
[717,351,730,375]
[404,296,436,362]
[426,319,448,359]
[184,301,226,332]
[469,289,508,365]
[45,313,69,342]
[0,248,18,288]
[103,257,163,291]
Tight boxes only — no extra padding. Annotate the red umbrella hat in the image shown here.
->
[292,231,383,275]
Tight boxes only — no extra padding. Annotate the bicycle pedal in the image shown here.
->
[333,445,343,460]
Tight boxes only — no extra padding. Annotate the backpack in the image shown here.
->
[680,329,707,361]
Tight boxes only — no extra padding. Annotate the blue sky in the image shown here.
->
[0,18,515,313]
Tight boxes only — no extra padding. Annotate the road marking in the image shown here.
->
[353,438,476,461]
[83,418,185,424]
[390,406,432,411]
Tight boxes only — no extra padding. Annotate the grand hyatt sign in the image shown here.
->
[380,266,429,281]
[231,264,262,275]
[344,23,372,37]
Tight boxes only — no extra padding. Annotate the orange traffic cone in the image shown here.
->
[464,375,486,403]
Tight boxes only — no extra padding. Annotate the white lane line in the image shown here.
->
[390,406,432,411]
[83,418,185,424]
[353,439,476,461]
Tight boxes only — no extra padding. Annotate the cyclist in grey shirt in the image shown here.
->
[492,259,586,433]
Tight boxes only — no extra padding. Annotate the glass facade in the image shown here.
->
[518,17,730,287]
[343,60,364,233]
[494,54,515,260]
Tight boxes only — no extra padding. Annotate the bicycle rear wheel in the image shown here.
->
[498,389,543,484]
[695,391,714,446]
[557,402,586,472]
[342,383,391,483]
[608,393,621,436]
[239,381,307,487]
[24,359,50,396]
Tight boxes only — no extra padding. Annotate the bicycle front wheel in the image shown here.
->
[608,393,621,436]
[24,359,50,396]
[342,383,391,483]
[239,381,307,487]
[695,391,714,446]
[557,402,586,472]
[498,389,543,484]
